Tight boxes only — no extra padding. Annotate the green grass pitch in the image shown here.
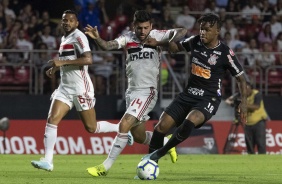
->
[0,154,281,184]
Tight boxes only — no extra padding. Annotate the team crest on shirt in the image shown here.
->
[208,54,218,65]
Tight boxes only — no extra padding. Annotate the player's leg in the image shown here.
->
[130,122,149,144]
[145,97,219,161]
[144,110,203,161]
[75,94,119,133]
[87,88,157,176]
[31,94,70,171]
[149,112,176,154]
[87,113,137,176]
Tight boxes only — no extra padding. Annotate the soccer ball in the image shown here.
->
[136,159,159,180]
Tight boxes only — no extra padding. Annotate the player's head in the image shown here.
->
[198,13,222,47]
[133,10,152,41]
[61,10,79,35]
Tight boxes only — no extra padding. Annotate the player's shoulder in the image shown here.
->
[71,29,86,38]
[117,31,135,41]
[218,41,235,56]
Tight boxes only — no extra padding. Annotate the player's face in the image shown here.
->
[61,13,79,35]
[199,22,219,48]
[134,21,152,41]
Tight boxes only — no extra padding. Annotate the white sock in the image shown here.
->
[163,136,169,145]
[95,121,119,133]
[143,131,153,145]
[44,123,57,164]
[103,133,128,170]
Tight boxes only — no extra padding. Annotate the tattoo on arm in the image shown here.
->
[95,38,119,50]
[169,28,187,42]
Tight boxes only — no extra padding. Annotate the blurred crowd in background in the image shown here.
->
[0,0,282,96]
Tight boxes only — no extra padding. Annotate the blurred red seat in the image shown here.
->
[13,66,30,84]
[0,66,14,84]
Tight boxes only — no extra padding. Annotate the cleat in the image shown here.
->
[166,134,178,163]
[31,158,53,171]
[87,164,108,177]
[127,131,134,146]
[134,175,140,180]
[141,150,159,162]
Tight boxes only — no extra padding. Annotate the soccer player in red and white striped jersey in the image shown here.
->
[31,10,120,172]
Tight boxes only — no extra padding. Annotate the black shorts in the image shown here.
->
[165,92,221,128]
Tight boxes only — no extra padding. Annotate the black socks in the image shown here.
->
[149,130,166,153]
[157,119,195,156]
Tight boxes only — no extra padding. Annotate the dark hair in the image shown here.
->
[198,13,222,29]
[133,10,151,24]
[63,10,78,18]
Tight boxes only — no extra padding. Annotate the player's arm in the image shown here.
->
[145,28,187,47]
[46,66,59,78]
[84,24,119,50]
[48,51,93,67]
[235,74,247,124]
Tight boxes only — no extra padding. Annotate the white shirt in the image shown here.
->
[41,35,57,50]
[17,39,33,60]
[58,29,93,95]
[115,29,173,89]
[242,47,262,67]
[176,15,196,30]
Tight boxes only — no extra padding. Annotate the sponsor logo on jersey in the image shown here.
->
[188,87,204,96]
[227,54,239,73]
[129,51,154,61]
[201,51,207,57]
[191,63,211,79]
[213,51,221,55]
[192,57,210,69]
[208,54,218,65]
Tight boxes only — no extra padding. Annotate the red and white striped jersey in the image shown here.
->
[57,29,94,95]
[115,29,173,90]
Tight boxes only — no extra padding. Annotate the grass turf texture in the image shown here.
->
[0,154,281,184]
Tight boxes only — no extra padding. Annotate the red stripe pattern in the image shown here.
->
[137,88,155,120]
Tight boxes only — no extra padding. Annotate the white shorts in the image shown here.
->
[51,89,96,111]
[125,87,158,122]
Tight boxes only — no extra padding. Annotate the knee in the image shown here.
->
[47,116,59,125]
[155,123,169,134]
[84,124,96,133]
[132,132,145,144]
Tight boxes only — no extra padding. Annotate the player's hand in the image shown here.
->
[48,59,63,67]
[46,67,56,78]
[84,24,100,39]
[144,37,159,46]
[168,41,179,54]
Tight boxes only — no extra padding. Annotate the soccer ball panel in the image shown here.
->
[136,159,159,180]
